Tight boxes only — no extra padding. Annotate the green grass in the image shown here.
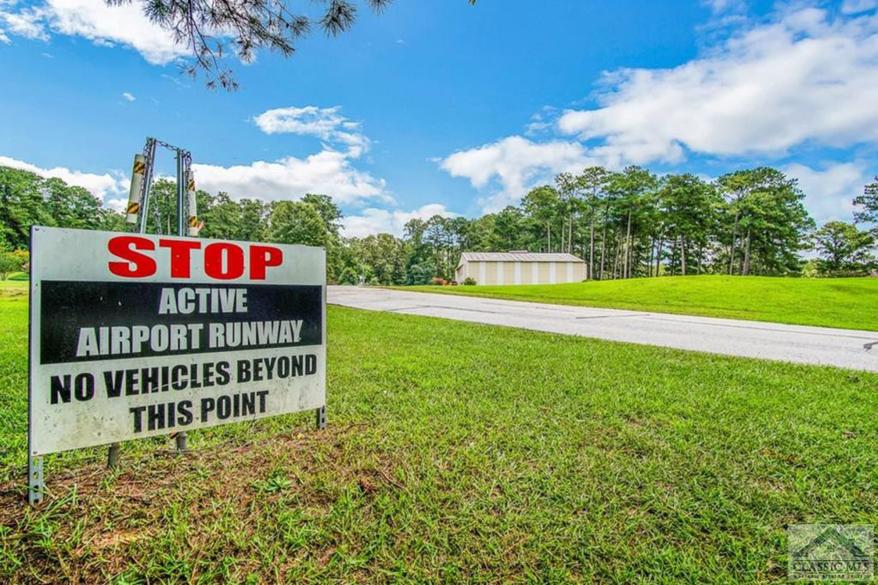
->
[0,280,28,290]
[2,280,877,582]
[0,283,28,476]
[406,275,878,331]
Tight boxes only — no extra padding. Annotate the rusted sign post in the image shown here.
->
[27,227,326,503]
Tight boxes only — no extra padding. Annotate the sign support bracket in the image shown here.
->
[27,454,43,504]
[174,147,190,454]
[107,443,120,469]
[134,137,194,456]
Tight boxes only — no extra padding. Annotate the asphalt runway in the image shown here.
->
[328,286,878,372]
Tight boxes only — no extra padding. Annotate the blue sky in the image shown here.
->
[1,0,877,236]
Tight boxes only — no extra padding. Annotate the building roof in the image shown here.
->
[458,252,585,264]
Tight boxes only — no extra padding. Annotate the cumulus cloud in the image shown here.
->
[557,7,878,166]
[122,91,135,102]
[226,105,388,204]
[1,0,186,64]
[192,150,389,205]
[0,155,126,200]
[254,106,370,157]
[440,136,594,212]
[341,203,457,238]
[0,148,392,211]
[440,6,878,218]
[784,161,871,224]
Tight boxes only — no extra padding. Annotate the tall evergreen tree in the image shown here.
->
[853,177,878,233]
[812,221,875,274]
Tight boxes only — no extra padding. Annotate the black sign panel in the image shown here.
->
[40,281,322,364]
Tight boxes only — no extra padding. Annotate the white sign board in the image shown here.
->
[28,226,326,456]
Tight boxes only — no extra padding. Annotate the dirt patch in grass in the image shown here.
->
[0,423,402,583]
[0,282,27,300]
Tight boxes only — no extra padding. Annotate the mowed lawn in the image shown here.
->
[1,281,877,583]
[407,275,878,331]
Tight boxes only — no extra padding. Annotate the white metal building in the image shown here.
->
[454,252,586,285]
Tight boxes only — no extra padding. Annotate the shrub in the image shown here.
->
[338,267,359,285]
[11,249,29,272]
[407,262,436,285]
[801,260,819,278]
[0,250,25,280]
[463,277,477,286]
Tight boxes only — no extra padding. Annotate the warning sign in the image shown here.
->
[28,226,326,456]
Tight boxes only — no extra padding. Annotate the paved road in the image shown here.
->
[328,286,878,372]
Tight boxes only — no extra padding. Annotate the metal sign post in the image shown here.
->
[27,228,43,503]
[173,146,190,454]
[138,138,157,235]
[113,137,195,468]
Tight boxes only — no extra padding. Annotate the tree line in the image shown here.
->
[1,164,876,283]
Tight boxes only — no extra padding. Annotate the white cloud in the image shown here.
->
[524,106,561,136]
[192,150,389,205]
[0,155,126,201]
[122,91,135,102]
[784,161,871,224]
[48,0,187,63]
[842,0,878,15]
[703,0,746,14]
[1,0,186,64]
[439,6,878,225]
[104,197,127,212]
[0,150,389,211]
[557,7,878,165]
[342,203,457,238]
[0,4,49,40]
[1,150,389,207]
[440,135,595,212]
[254,106,370,157]
[229,106,388,205]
